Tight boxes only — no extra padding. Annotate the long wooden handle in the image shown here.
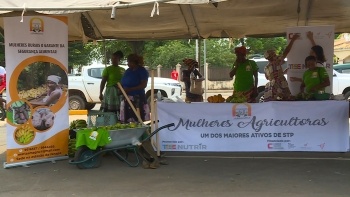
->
[117,83,143,124]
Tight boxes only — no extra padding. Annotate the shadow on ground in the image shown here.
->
[0,150,350,197]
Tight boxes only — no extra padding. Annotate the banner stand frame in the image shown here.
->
[3,156,68,169]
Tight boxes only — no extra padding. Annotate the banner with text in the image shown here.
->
[158,102,349,152]
[4,16,69,165]
[286,26,334,95]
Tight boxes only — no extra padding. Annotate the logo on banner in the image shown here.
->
[288,143,295,149]
[232,104,252,119]
[314,32,324,39]
[326,32,332,38]
[318,143,326,150]
[162,143,207,150]
[30,18,44,34]
[289,64,304,69]
[300,143,311,150]
[267,143,284,150]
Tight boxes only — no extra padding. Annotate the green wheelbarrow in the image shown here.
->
[69,123,175,169]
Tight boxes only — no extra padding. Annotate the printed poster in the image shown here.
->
[157,102,349,152]
[4,16,69,166]
[286,26,334,95]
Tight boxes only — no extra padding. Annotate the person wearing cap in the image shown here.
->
[263,34,299,101]
[181,58,203,102]
[229,46,258,103]
[32,75,62,107]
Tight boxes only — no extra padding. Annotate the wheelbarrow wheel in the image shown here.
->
[74,146,102,169]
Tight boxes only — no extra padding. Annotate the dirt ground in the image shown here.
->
[0,116,349,197]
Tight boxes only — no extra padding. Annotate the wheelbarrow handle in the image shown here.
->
[142,123,175,143]
[145,120,159,126]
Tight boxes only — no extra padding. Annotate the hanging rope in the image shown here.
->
[150,2,159,17]
[296,0,301,26]
[20,3,26,22]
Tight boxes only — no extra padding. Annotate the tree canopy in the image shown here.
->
[0,35,289,70]
[67,37,288,70]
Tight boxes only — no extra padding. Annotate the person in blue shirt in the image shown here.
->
[120,54,150,123]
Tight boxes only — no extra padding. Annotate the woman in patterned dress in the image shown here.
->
[263,34,299,102]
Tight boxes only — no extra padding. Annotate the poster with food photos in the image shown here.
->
[4,16,69,166]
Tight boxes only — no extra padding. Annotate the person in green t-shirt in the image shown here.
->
[229,46,258,103]
[300,56,330,94]
[99,51,125,114]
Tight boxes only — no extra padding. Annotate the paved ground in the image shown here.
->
[0,117,350,196]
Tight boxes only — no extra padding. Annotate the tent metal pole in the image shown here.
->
[82,13,104,39]
[196,40,199,62]
[188,5,200,38]
[0,27,4,37]
[104,40,107,67]
[177,5,193,38]
[203,39,207,102]
[198,39,202,73]
[305,0,313,26]
[0,0,175,11]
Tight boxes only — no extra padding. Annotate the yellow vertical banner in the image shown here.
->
[4,16,69,168]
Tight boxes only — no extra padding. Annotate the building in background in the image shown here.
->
[334,33,350,64]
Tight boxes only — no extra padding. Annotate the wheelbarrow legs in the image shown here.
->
[111,147,140,167]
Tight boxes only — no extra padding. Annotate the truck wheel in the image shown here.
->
[69,95,86,110]
[344,92,350,101]
[86,103,96,110]
[256,91,265,103]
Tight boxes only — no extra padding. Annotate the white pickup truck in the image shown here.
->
[68,65,182,110]
[256,69,350,102]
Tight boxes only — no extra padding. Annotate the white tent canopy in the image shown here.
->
[0,0,350,41]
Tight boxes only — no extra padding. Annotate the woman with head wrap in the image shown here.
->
[181,58,203,102]
[32,75,62,107]
[263,34,299,101]
[229,46,258,103]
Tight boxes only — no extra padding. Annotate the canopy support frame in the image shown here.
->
[305,0,314,26]
[82,12,104,40]
[188,5,201,38]
[0,0,175,11]
[0,27,4,37]
[178,5,194,39]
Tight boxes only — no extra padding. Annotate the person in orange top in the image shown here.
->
[171,68,179,80]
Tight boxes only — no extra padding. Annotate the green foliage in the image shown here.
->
[203,39,236,67]
[143,40,195,69]
[86,41,132,65]
[17,62,68,91]
[68,42,93,72]
[142,39,236,68]
[245,37,287,55]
